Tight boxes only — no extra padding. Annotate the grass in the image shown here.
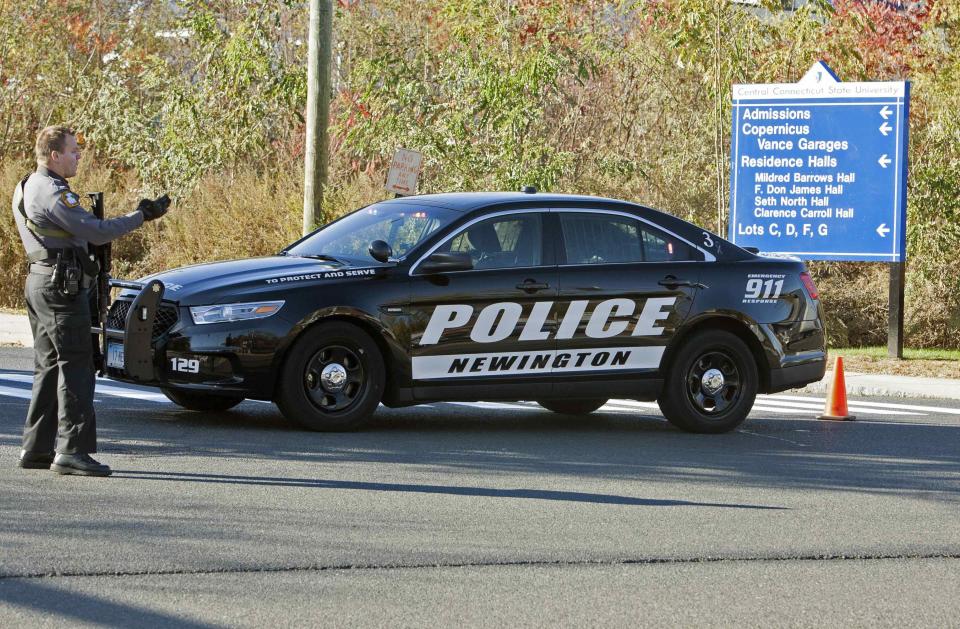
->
[828,347,960,380]
[831,346,960,361]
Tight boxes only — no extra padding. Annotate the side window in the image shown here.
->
[640,225,700,262]
[560,212,703,264]
[444,213,543,270]
[560,213,642,264]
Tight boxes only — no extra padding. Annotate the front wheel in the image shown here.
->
[536,399,608,415]
[162,388,245,412]
[275,322,384,431]
[658,330,758,433]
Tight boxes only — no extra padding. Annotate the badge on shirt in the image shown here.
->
[61,191,80,207]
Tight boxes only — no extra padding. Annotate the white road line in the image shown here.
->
[750,404,803,414]
[763,394,960,415]
[602,400,661,410]
[496,398,922,417]
[0,385,33,400]
[93,386,170,403]
[0,373,33,384]
[0,368,954,417]
[445,401,543,412]
[0,372,274,405]
[0,372,169,403]
[756,399,921,416]
[609,398,921,416]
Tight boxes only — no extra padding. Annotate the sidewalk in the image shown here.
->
[0,313,30,347]
[1,312,958,400]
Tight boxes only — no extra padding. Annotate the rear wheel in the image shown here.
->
[536,398,608,415]
[162,388,244,412]
[275,322,384,431]
[658,330,758,433]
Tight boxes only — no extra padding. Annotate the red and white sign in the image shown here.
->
[385,148,422,196]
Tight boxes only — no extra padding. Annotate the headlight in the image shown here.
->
[189,301,285,325]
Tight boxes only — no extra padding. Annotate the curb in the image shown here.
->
[797,372,960,401]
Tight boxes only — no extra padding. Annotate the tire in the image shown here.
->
[275,321,384,431]
[658,330,758,434]
[536,398,608,415]
[162,388,244,412]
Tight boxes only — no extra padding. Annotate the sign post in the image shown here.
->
[728,62,910,357]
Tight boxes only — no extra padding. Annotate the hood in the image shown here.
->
[127,255,378,305]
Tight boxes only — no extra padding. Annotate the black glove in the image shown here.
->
[154,194,171,211]
[139,194,171,221]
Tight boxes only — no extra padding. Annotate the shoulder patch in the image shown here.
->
[60,191,80,208]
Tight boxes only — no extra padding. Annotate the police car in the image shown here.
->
[102,191,826,433]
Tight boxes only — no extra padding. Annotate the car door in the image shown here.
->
[551,209,704,397]
[407,209,558,401]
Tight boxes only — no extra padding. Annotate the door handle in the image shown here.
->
[658,276,707,289]
[516,280,550,293]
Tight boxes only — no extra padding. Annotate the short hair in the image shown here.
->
[35,125,75,163]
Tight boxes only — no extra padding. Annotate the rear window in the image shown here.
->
[559,212,701,264]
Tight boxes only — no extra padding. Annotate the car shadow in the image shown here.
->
[2,393,959,499]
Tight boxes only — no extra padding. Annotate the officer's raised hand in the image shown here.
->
[139,194,171,221]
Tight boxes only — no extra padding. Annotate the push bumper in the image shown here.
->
[94,278,166,382]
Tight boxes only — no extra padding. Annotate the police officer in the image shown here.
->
[12,125,170,477]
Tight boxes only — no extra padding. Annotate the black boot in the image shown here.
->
[18,450,54,469]
[51,453,112,477]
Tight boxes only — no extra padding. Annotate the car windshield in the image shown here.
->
[284,203,459,263]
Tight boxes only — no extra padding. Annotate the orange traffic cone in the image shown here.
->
[818,356,856,421]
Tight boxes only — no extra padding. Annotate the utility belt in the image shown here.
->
[27,248,98,295]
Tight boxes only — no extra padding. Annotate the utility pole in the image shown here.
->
[303,0,333,236]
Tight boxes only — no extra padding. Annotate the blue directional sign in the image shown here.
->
[728,62,910,261]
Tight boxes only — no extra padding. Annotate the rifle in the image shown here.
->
[88,192,110,376]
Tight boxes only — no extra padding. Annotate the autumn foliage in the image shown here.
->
[0,0,958,347]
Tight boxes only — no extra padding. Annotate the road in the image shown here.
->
[0,346,958,627]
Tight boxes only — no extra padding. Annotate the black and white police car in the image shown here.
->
[102,190,826,433]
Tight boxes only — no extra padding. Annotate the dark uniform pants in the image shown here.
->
[22,272,97,454]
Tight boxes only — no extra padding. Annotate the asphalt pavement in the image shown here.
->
[0,346,959,627]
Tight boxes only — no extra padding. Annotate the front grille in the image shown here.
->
[107,299,179,339]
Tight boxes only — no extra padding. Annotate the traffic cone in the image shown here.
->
[818,356,856,421]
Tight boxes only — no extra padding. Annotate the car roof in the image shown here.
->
[383,191,637,212]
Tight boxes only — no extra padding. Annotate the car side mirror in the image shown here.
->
[417,252,474,274]
[369,240,393,263]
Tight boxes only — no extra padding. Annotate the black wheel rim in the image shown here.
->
[684,350,742,416]
[304,344,365,412]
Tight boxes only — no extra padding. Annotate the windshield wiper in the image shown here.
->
[296,253,349,265]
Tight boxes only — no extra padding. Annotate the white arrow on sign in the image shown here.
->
[878,154,892,168]
[879,106,892,120]
[876,223,890,238]
[879,122,892,136]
